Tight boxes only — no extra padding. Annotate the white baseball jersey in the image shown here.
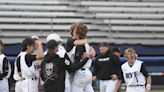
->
[13,52,24,92]
[13,52,22,81]
[20,52,36,78]
[0,54,6,75]
[57,45,66,58]
[0,54,11,79]
[0,54,11,92]
[121,60,146,86]
[68,43,94,92]
[20,52,39,92]
[14,52,36,92]
[67,43,92,69]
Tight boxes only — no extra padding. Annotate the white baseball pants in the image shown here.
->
[126,86,145,92]
[15,81,23,92]
[99,80,117,92]
[21,78,39,92]
[0,79,9,92]
[71,69,94,92]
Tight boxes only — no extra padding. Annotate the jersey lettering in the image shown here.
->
[125,71,138,79]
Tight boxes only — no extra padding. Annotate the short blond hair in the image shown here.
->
[124,48,138,59]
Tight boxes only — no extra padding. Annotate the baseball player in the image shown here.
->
[13,52,24,92]
[92,42,122,92]
[112,48,121,58]
[122,48,151,92]
[112,48,122,92]
[46,33,71,92]
[0,40,11,92]
[31,36,43,88]
[17,37,44,92]
[40,40,89,92]
[66,22,95,92]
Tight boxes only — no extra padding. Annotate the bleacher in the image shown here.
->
[0,0,109,44]
[0,0,164,45]
[80,0,164,44]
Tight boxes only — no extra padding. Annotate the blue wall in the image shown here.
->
[3,43,164,56]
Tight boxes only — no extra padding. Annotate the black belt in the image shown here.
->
[128,85,144,87]
[24,77,37,80]
[31,77,37,80]
[16,78,25,82]
[16,77,37,81]
[81,68,85,70]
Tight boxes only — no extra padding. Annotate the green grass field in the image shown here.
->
[95,90,164,92]
[122,90,164,92]
[151,90,164,92]
[150,90,164,92]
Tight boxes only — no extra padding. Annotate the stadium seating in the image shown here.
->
[0,0,164,45]
[80,0,164,45]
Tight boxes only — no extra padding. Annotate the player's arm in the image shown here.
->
[74,39,87,45]
[92,58,99,81]
[114,69,123,92]
[65,38,75,52]
[35,40,44,60]
[114,80,122,92]
[66,37,95,58]
[40,60,46,81]
[63,52,89,73]
[0,57,9,80]
[65,56,89,73]
[75,39,95,58]
[141,63,151,92]
[111,54,122,80]
[146,76,151,92]
[88,46,96,58]
[65,38,87,52]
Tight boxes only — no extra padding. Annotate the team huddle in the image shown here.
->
[0,22,151,92]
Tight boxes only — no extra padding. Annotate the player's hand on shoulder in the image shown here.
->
[111,74,118,80]
[74,39,87,45]
[81,53,89,60]
[88,46,96,58]
[92,76,97,81]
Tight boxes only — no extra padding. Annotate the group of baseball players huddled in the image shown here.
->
[0,22,151,92]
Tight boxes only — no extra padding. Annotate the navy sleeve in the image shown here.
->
[40,60,45,81]
[140,63,149,78]
[25,54,36,67]
[120,68,124,82]
[65,38,75,52]
[110,54,122,80]
[64,53,70,61]
[66,58,89,73]
[0,57,9,79]
[93,57,99,76]
[110,54,121,65]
